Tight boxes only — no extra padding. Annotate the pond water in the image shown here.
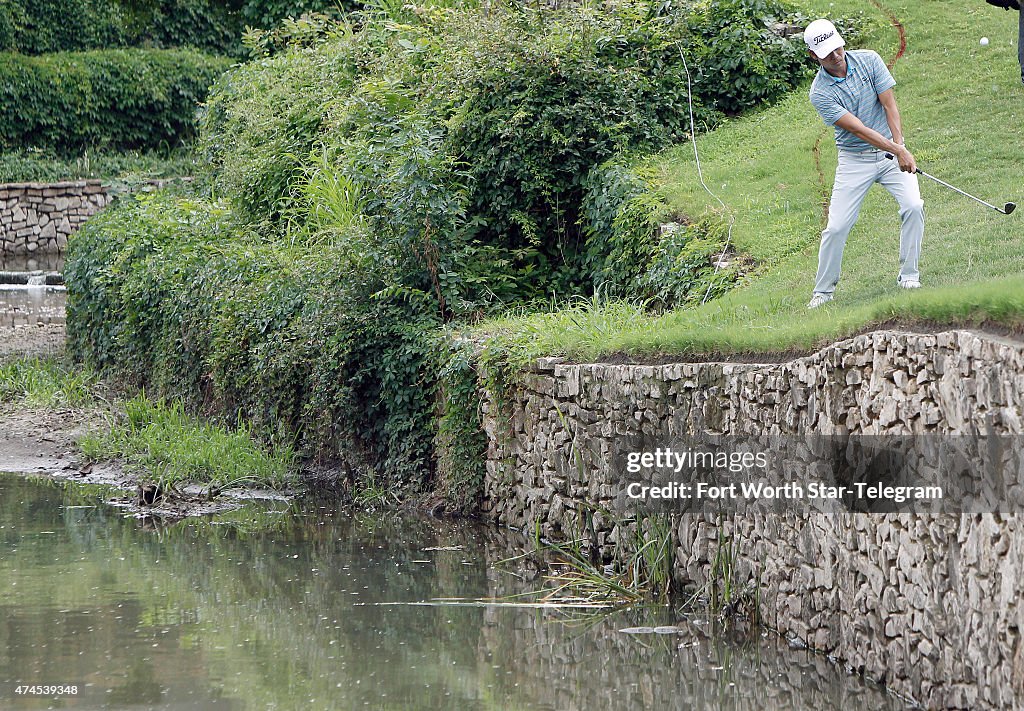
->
[0,285,65,328]
[0,473,909,710]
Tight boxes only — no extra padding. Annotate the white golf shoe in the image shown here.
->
[807,293,834,309]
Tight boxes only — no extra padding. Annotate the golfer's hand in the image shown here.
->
[895,146,917,174]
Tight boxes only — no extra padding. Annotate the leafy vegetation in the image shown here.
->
[0,0,346,181]
[66,188,444,489]
[433,338,487,514]
[66,0,818,506]
[0,147,197,184]
[201,0,811,299]
[0,49,230,154]
[0,0,345,57]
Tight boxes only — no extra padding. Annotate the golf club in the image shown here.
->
[884,153,1016,215]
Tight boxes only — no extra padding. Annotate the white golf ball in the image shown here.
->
[980,37,989,46]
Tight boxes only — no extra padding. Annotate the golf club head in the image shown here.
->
[1004,202,1016,215]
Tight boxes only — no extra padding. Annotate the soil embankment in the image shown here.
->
[0,322,65,360]
[0,324,292,521]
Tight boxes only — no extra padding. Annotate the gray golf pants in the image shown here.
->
[813,149,924,296]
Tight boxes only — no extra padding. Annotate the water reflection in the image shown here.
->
[0,254,64,272]
[0,474,909,710]
[0,285,65,327]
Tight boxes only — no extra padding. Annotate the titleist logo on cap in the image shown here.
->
[804,19,844,57]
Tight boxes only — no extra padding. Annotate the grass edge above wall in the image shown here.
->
[0,147,199,184]
[471,276,1024,377]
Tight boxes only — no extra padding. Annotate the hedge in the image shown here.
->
[0,49,232,153]
[0,0,352,57]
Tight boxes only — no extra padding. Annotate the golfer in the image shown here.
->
[804,19,924,309]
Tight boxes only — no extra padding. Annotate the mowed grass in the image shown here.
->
[481,0,1024,360]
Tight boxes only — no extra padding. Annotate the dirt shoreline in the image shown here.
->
[1,323,297,521]
[0,322,66,360]
[0,402,294,522]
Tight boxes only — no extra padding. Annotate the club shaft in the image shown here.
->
[916,169,1005,213]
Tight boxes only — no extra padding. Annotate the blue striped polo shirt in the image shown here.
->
[809,49,897,152]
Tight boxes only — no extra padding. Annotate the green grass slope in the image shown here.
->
[483,0,1024,361]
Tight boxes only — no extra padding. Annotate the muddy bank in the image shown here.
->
[0,322,65,360]
[1,315,296,521]
[0,404,293,522]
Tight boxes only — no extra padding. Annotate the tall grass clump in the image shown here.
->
[78,395,297,489]
[0,357,101,408]
[539,513,675,605]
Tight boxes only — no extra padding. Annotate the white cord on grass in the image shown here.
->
[676,44,736,305]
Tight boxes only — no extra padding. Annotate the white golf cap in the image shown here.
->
[804,19,845,59]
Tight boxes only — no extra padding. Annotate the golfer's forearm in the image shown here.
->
[845,123,905,154]
[832,109,915,170]
[884,107,904,146]
[877,89,905,146]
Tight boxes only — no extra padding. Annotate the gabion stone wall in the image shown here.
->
[0,181,111,255]
[479,329,1024,709]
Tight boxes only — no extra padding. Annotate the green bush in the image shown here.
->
[239,0,349,30]
[580,160,669,296]
[640,218,743,308]
[0,0,122,54]
[0,0,244,55]
[434,338,487,514]
[0,0,346,57]
[127,0,243,55]
[200,0,808,298]
[0,49,231,154]
[66,190,442,489]
[199,43,359,223]
[682,0,811,114]
[579,160,743,307]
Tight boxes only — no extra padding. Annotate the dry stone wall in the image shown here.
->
[0,181,111,256]
[480,329,1024,709]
